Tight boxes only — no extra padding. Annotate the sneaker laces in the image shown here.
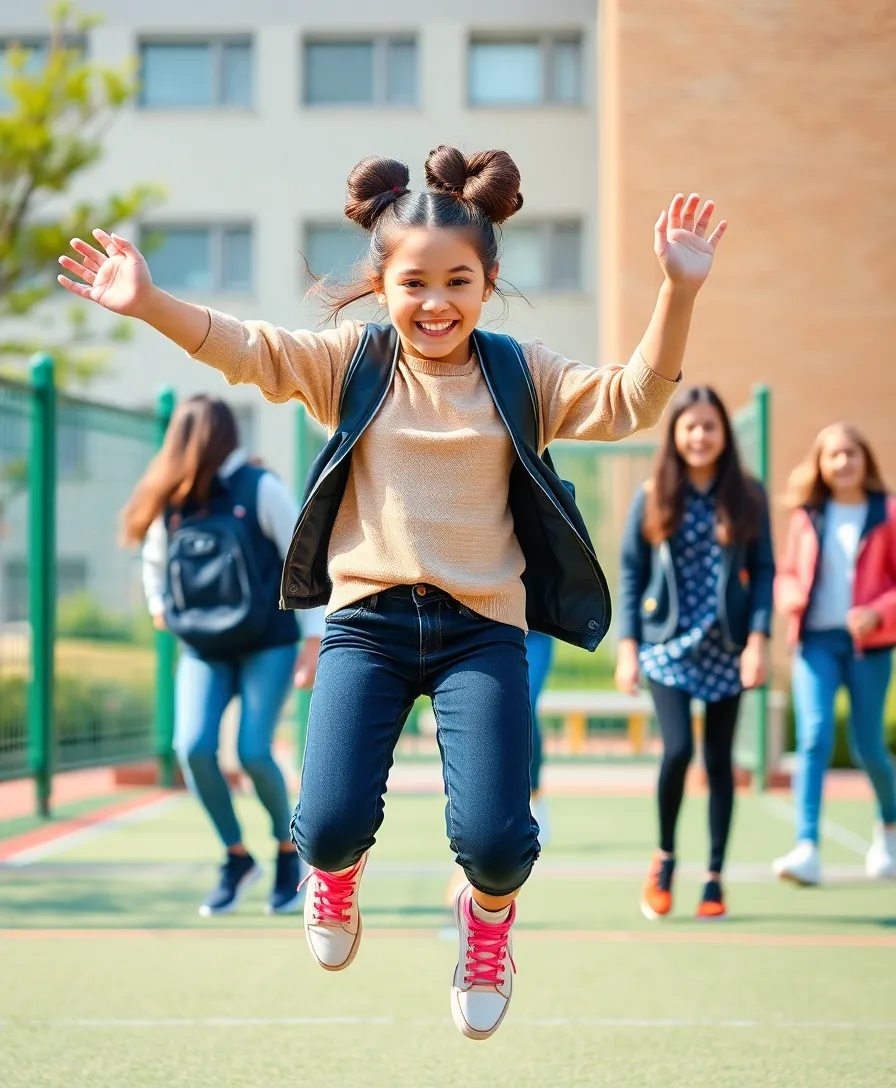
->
[300,863,360,926]
[463,900,517,987]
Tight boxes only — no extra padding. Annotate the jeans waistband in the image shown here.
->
[379,583,454,603]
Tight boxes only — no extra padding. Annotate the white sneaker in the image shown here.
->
[302,852,367,971]
[531,796,551,848]
[450,882,516,1041]
[865,823,896,880]
[772,840,821,886]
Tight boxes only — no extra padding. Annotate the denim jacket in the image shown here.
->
[618,482,775,653]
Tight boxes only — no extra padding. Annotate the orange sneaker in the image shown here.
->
[640,853,675,920]
[696,879,727,920]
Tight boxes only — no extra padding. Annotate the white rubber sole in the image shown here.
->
[449,883,512,1042]
[773,867,820,887]
[198,862,264,917]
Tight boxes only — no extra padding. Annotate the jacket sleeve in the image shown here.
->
[866,501,896,627]
[774,511,808,616]
[617,487,651,642]
[746,483,775,636]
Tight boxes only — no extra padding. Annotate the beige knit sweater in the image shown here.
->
[190,313,678,630]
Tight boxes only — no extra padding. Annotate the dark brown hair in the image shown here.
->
[783,422,888,510]
[642,385,763,546]
[312,145,524,321]
[120,395,239,544]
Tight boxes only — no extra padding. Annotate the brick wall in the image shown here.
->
[599,0,896,517]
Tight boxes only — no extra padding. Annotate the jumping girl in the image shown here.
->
[124,396,323,916]
[773,423,896,885]
[58,145,726,1040]
[616,386,774,920]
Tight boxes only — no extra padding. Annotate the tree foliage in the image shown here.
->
[0,2,162,385]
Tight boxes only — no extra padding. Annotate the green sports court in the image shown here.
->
[1,784,893,1088]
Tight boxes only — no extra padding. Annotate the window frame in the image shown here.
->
[467,32,584,108]
[302,221,368,282]
[137,35,254,110]
[139,222,255,294]
[302,34,419,108]
[499,219,585,294]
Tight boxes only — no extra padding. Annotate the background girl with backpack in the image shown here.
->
[123,394,324,916]
[59,145,726,1040]
[772,423,896,885]
[616,386,774,921]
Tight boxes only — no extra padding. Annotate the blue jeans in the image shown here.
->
[175,641,297,849]
[525,631,554,793]
[792,628,896,843]
[292,586,540,897]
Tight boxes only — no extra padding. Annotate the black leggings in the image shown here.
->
[649,682,741,874]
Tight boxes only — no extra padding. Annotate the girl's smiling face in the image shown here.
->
[375,227,496,367]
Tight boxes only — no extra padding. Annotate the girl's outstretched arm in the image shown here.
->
[637,193,727,383]
[58,230,211,353]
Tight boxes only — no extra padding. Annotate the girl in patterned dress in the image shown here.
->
[616,387,775,919]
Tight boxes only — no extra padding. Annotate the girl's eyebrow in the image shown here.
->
[399,265,475,276]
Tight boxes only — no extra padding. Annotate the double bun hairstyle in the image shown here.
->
[315,145,524,321]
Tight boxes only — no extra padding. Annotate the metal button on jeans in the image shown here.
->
[415,585,427,597]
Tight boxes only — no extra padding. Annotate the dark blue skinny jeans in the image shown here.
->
[291,585,540,897]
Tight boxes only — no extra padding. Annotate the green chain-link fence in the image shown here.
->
[0,357,176,813]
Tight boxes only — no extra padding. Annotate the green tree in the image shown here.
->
[0,2,162,386]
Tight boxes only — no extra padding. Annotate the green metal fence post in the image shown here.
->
[28,355,56,817]
[754,384,771,793]
[294,403,312,768]
[154,388,177,787]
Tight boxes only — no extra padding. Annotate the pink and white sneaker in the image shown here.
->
[450,882,516,1041]
[302,852,368,971]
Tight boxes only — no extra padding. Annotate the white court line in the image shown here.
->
[2,795,186,867]
[761,795,870,856]
[4,1016,892,1031]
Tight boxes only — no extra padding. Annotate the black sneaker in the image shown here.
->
[268,850,305,915]
[696,878,727,920]
[198,852,262,917]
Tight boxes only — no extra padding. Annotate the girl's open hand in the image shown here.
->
[58,230,154,317]
[655,194,727,293]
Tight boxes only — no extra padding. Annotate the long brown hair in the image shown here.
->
[120,395,239,545]
[642,385,763,546]
[310,145,524,322]
[783,422,888,510]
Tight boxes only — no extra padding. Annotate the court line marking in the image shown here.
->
[1,928,894,946]
[1,795,185,867]
[1,1016,892,1031]
[761,795,870,856]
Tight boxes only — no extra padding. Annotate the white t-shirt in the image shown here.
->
[804,501,868,631]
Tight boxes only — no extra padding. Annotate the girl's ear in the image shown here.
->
[373,275,387,308]
[483,263,499,302]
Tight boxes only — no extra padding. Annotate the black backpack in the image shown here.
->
[164,464,292,659]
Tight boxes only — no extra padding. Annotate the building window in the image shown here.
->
[305,224,367,279]
[304,37,417,106]
[139,39,252,109]
[468,35,582,106]
[500,221,583,292]
[140,224,253,292]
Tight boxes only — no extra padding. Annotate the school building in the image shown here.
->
[2,0,894,632]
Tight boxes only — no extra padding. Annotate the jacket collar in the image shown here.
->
[806,490,888,541]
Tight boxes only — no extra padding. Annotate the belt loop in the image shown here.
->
[369,593,379,610]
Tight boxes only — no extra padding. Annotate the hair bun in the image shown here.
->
[345,156,411,231]
[424,145,523,224]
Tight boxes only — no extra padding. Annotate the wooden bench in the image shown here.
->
[538,690,655,753]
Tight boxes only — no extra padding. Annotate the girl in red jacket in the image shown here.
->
[773,423,896,884]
